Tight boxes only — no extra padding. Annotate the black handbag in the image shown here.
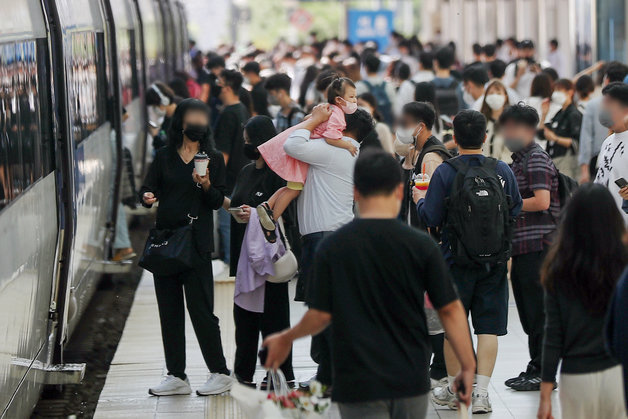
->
[138,189,202,276]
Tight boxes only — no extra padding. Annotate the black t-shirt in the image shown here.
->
[546,103,582,159]
[251,81,270,117]
[229,163,285,276]
[307,218,458,403]
[214,103,250,194]
[139,147,226,254]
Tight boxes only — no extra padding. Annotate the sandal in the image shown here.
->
[256,202,277,243]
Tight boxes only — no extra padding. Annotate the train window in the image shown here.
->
[68,31,107,144]
[0,39,53,210]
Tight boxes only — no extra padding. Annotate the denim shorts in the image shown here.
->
[449,263,509,336]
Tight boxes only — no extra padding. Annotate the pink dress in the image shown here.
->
[258,105,346,183]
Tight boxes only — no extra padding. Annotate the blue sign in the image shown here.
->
[347,9,394,52]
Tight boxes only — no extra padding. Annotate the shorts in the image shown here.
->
[287,181,304,191]
[449,263,508,336]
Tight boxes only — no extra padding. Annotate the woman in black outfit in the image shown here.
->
[537,184,628,419]
[542,78,582,179]
[140,99,233,397]
[227,116,294,388]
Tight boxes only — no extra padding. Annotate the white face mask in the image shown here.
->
[485,93,506,111]
[552,91,567,106]
[396,125,422,145]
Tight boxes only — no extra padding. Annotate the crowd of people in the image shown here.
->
[136,33,628,418]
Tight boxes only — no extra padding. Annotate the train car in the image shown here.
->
[0,0,189,417]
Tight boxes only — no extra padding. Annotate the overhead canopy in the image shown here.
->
[0,0,47,41]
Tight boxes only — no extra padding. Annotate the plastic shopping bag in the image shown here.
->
[230,381,285,419]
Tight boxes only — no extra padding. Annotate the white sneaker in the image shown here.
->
[472,391,493,414]
[431,385,457,410]
[430,377,448,389]
[196,373,234,396]
[148,375,192,396]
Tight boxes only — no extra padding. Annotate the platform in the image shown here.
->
[94,264,561,418]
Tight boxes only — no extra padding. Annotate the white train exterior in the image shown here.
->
[0,0,189,417]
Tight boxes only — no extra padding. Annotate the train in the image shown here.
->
[0,0,190,416]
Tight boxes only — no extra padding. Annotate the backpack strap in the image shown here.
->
[443,156,468,174]
[416,144,452,172]
[482,156,499,171]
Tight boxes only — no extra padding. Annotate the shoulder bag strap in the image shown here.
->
[188,185,203,224]
[276,217,290,251]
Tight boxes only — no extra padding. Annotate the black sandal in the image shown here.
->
[256,202,277,243]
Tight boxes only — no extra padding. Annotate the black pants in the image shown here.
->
[430,334,447,380]
[300,231,334,386]
[511,249,547,371]
[234,282,294,382]
[153,256,229,380]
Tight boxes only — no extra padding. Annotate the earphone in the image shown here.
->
[150,83,171,107]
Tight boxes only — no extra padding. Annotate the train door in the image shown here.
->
[46,0,117,343]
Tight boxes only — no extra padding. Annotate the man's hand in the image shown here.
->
[537,382,555,419]
[262,331,293,370]
[452,368,474,408]
[412,187,426,204]
[310,104,333,124]
[192,168,211,191]
[619,186,628,200]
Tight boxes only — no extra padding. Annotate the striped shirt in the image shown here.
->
[510,143,560,256]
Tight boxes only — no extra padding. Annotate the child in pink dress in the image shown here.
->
[256,77,358,241]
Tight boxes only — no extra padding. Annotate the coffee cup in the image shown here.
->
[194,152,209,175]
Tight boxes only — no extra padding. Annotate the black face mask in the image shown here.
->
[243,143,261,160]
[183,124,208,142]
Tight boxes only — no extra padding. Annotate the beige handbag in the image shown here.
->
[267,219,298,284]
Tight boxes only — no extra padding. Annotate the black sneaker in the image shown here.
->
[510,375,543,391]
[505,371,528,388]
[256,203,277,243]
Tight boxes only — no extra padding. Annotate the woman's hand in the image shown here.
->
[544,127,557,142]
[238,205,252,223]
[619,186,628,200]
[192,168,211,190]
[143,192,157,205]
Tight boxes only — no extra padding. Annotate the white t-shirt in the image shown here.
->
[595,130,628,226]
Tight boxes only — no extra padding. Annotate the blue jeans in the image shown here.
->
[113,203,131,249]
[218,207,231,265]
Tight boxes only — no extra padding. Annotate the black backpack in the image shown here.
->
[522,152,578,209]
[434,79,461,118]
[444,157,513,267]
